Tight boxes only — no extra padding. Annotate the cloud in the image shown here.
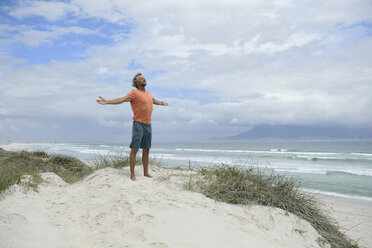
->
[17,25,98,47]
[230,118,239,124]
[7,1,80,22]
[1,0,372,141]
[96,66,110,74]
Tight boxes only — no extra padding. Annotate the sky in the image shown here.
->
[0,0,372,142]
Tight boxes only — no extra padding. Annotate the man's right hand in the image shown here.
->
[96,96,107,105]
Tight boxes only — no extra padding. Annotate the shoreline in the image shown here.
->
[312,193,372,248]
[302,188,372,203]
[1,142,371,202]
[1,142,372,201]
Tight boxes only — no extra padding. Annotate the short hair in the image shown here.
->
[132,72,142,88]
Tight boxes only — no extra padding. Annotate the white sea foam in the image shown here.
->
[270,148,288,152]
[156,153,251,167]
[175,148,342,157]
[274,168,327,175]
[339,169,372,177]
[296,155,347,161]
[302,188,372,202]
[76,149,111,155]
[351,152,372,157]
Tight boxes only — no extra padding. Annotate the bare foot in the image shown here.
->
[144,174,153,178]
[130,175,136,181]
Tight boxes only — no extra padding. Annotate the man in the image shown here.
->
[96,73,168,181]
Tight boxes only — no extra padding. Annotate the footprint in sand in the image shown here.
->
[111,219,125,229]
[226,213,249,225]
[94,212,107,225]
[0,213,28,225]
[123,227,146,241]
[113,199,134,218]
[134,199,163,211]
[149,242,169,248]
[135,214,155,225]
[134,198,152,206]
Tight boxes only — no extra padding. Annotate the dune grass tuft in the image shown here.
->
[0,148,158,197]
[92,152,151,169]
[186,165,358,248]
[31,150,49,158]
[0,148,93,197]
[92,152,131,169]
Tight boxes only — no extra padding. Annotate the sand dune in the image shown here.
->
[0,166,330,248]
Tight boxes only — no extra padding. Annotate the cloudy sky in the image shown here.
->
[0,0,371,142]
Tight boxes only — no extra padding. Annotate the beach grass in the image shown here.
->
[91,151,157,169]
[185,165,358,248]
[0,148,94,197]
[0,148,153,197]
[92,152,132,169]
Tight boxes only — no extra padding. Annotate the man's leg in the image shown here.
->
[130,148,138,181]
[142,148,152,178]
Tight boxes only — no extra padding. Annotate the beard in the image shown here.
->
[141,82,147,86]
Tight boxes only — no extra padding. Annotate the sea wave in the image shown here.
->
[351,152,372,157]
[301,189,372,202]
[156,154,246,165]
[174,148,372,163]
[24,142,372,176]
[76,149,112,155]
[175,148,341,156]
[247,162,372,177]
[325,170,372,177]
[295,156,358,162]
[152,154,372,177]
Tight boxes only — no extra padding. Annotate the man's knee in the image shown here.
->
[142,148,150,154]
[130,148,139,155]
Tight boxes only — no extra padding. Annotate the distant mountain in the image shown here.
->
[224,124,372,140]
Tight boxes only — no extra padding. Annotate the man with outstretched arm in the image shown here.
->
[96,73,168,181]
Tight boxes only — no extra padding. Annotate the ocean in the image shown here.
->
[18,140,372,201]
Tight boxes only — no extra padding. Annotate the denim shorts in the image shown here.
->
[130,121,152,149]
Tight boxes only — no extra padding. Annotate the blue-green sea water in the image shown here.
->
[17,140,372,201]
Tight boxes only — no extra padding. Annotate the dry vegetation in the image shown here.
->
[0,148,93,197]
[0,148,141,197]
[185,165,358,248]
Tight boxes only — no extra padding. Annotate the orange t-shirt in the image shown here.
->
[126,89,153,124]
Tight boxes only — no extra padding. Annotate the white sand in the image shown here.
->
[1,142,371,247]
[313,194,372,248]
[1,166,330,248]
